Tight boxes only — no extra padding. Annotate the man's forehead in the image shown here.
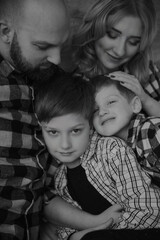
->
[17,0,69,43]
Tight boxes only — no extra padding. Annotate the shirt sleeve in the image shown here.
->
[145,62,160,100]
[135,119,160,183]
[44,154,60,204]
[102,137,160,229]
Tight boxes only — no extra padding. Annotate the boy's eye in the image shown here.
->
[48,130,58,136]
[108,100,116,105]
[72,128,82,134]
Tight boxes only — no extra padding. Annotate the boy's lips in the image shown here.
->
[59,152,74,156]
[101,117,115,125]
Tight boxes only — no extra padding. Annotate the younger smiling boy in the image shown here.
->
[92,75,160,186]
[35,73,160,240]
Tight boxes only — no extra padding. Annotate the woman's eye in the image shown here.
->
[106,30,118,39]
[128,40,140,46]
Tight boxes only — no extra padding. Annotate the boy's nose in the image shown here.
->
[99,107,109,116]
[61,135,71,149]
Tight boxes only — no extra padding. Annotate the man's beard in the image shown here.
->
[10,33,58,88]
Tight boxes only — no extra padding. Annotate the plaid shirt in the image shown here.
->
[0,57,55,240]
[54,131,160,240]
[144,62,160,100]
[127,113,160,183]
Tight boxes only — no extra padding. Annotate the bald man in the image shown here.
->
[0,0,69,81]
[0,1,113,239]
[0,1,114,239]
[0,0,70,239]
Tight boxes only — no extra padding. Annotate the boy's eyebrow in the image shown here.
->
[42,122,86,130]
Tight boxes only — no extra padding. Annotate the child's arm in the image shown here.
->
[40,218,113,240]
[105,137,160,229]
[44,197,122,229]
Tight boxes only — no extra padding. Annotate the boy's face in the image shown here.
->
[41,113,90,168]
[93,85,134,140]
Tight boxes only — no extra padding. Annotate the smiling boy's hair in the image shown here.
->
[35,72,94,124]
[91,75,136,102]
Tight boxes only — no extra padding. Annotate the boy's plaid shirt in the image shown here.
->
[54,131,160,240]
[0,57,55,240]
[127,113,160,183]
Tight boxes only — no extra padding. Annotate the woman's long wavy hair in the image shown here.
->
[72,0,157,85]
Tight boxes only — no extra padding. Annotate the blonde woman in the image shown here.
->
[73,0,160,116]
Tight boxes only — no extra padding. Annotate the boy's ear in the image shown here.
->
[0,20,14,43]
[131,96,142,114]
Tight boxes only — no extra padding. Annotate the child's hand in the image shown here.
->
[69,218,113,240]
[97,204,123,225]
[108,71,148,103]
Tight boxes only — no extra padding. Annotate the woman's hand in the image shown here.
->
[108,71,160,116]
[108,71,148,103]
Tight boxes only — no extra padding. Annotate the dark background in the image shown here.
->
[62,0,160,71]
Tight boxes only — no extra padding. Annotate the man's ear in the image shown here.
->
[130,96,142,114]
[0,20,14,43]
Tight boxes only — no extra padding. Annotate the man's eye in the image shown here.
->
[35,45,49,50]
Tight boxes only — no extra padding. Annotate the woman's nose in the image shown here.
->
[114,38,126,57]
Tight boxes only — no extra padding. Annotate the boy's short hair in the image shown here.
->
[35,73,94,124]
[91,75,135,102]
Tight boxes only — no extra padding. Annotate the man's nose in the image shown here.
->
[47,48,61,65]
